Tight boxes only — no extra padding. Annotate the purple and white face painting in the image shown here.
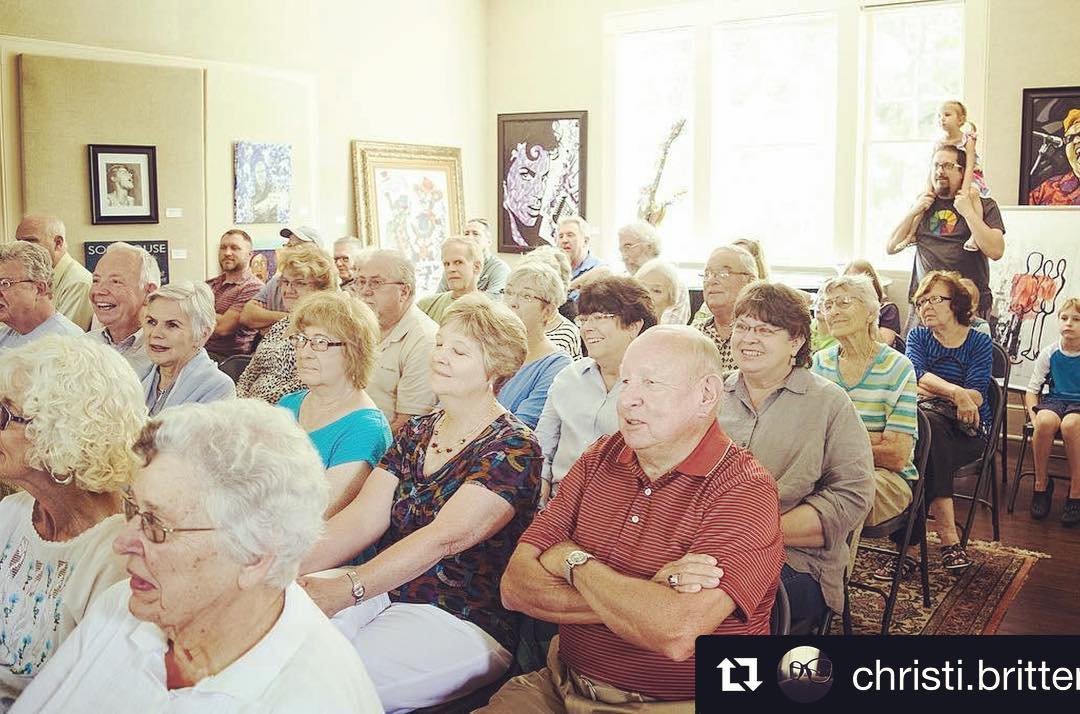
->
[503,142,551,246]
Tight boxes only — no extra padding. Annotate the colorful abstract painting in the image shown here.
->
[234,141,292,224]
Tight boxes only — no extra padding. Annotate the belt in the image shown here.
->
[566,667,654,704]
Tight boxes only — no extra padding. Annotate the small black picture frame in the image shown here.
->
[1018,86,1080,206]
[88,144,159,224]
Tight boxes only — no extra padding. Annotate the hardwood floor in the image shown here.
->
[960,438,1080,635]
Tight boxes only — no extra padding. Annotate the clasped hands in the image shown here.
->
[540,541,724,594]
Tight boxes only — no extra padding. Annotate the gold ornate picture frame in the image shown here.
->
[352,140,465,294]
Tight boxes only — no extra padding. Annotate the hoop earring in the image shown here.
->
[49,470,75,486]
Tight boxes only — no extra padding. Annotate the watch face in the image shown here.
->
[568,551,588,566]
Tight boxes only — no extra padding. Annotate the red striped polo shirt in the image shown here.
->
[520,420,784,700]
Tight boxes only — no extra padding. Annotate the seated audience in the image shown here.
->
[279,292,392,517]
[142,281,235,415]
[845,259,903,350]
[904,270,993,571]
[498,262,572,428]
[1026,297,1080,523]
[418,235,483,324]
[636,257,691,325]
[237,244,339,404]
[0,242,81,347]
[812,275,919,539]
[0,336,146,705]
[558,216,607,301]
[333,236,368,290]
[15,214,92,330]
[487,326,785,712]
[617,220,661,275]
[959,277,993,336]
[353,249,438,432]
[437,218,511,298]
[296,294,540,712]
[204,229,264,360]
[535,277,656,507]
[12,400,383,713]
[732,237,770,280]
[87,242,160,378]
[718,281,873,625]
[238,225,322,330]
[694,244,759,374]
[521,245,582,358]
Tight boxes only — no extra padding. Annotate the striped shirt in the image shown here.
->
[812,343,919,480]
[546,313,582,360]
[521,422,784,700]
[906,326,993,430]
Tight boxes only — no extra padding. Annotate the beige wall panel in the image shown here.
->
[18,54,205,282]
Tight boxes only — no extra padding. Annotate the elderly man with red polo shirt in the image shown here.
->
[488,325,784,713]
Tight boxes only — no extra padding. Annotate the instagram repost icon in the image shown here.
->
[777,646,833,703]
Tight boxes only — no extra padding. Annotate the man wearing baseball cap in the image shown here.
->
[239,226,324,331]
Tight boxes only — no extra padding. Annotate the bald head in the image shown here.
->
[16,215,67,267]
[630,325,723,385]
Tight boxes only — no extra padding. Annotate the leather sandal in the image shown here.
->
[941,544,972,570]
[1030,479,1054,520]
[871,555,917,581]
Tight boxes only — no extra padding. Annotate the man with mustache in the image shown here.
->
[205,229,264,360]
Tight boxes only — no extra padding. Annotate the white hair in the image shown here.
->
[147,280,217,341]
[367,248,416,299]
[442,235,483,265]
[334,237,369,262]
[507,260,567,307]
[820,274,881,335]
[0,241,53,288]
[106,242,161,291]
[618,221,661,256]
[557,215,592,239]
[135,399,329,588]
[635,258,680,307]
[709,244,758,277]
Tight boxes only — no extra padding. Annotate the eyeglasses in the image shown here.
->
[0,404,31,431]
[915,295,952,309]
[1065,133,1080,148]
[619,242,641,254]
[574,312,618,327]
[502,289,549,305]
[333,256,352,264]
[288,333,344,352]
[932,161,964,172]
[279,277,313,291]
[789,658,833,684]
[699,270,754,283]
[818,296,861,313]
[121,489,215,544]
[0,278,35,291]
[351,277,405,291]
[731,321,786,338]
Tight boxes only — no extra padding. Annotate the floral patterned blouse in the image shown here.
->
[377,411,541,651]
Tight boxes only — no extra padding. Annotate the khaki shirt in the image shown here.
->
[369,305,438,421]
[52,253,93,331]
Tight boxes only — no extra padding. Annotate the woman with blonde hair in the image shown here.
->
[520,245,582,358]
[141,281,235,415]
[238,244,340,403]
[298,293,541,712]
[279,291,392,517]
[635,257,691,325]
[0,336,147,705]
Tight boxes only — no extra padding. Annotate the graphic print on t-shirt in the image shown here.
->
[928,209,959,236]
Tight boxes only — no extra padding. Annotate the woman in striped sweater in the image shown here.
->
[905,270,994,571]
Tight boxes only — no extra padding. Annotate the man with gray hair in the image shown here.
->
[491,326,783,711]
[15,214,93,330]
[617,220,661,275]
[86,242,161,378]
[695,244,759,374]
[351,249,437,431]
[557,216,607,301]
[0,242,82,348]
[435,218,511,298]
[333,236,369,289]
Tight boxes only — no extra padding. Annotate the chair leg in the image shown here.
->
[1007,430,1031,513]
[990,459,1001,542]
[1000,419,1009,487]
[919,531,931,608]
[842,589,852,636]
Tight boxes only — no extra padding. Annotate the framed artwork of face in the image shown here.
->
[88,144,159,224]
[1019,86,1080,206]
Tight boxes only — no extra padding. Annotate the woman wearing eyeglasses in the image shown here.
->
[12,399,383,713]
[497,263,572,429]
[718,281,874,628]
[141,281,235,416]
[0,336,146,705]
[534,276,656,507]
[903,270,993,571]
[296,294,540,712]
[237,244,339,404]
[278,292,392,518]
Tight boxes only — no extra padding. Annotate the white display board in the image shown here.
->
[989,206,1080,390]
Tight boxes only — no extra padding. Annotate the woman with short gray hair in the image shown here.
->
[141,281,234,415]
[12,399,383,713]
[636,258,691,325]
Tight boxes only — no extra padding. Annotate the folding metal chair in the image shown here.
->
[991,342,1012,487]
[954,380,1004,545]
[771,578,791,635]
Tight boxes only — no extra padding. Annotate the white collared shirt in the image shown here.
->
[534,357,622,492]
[12,581,383,713]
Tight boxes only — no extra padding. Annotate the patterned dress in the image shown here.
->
[376,412,541,652]
[235,317,302,404]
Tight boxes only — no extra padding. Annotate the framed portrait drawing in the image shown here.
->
[233,141,292,224]
[1019,86,1080,206]
[88,144,159,224]
[497,110,587,253]
[352,140,464,295]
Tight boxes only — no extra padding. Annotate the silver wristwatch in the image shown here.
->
[344,570,365,605]
[564,550,593,587]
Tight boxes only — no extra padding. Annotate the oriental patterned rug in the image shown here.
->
[836,537,1048,635]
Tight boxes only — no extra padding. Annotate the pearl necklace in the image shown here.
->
[430,405,501,455]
